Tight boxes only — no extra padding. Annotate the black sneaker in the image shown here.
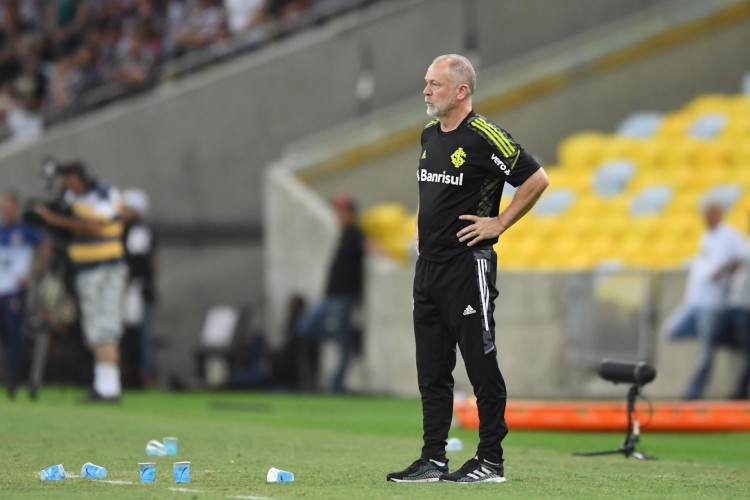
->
[440,456,505,483]
[386,458,448,483]
[78,390,121,404]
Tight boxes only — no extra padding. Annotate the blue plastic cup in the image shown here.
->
[266,467,294,482]
[173,461,190,483]
[163,437,178,456]
[81,462,107,479]
[139,462,156,483]
[39,464,66,481]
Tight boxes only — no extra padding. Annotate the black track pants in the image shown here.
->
[413,247,508,464]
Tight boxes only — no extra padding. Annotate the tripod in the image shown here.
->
[574,384,655,460]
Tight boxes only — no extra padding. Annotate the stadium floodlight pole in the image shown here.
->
[574,359,657,460]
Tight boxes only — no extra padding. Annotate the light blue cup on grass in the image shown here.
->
[39,464,66,481]
[164,437,178,456]
[173,461,190,483]
[139,462,156,483]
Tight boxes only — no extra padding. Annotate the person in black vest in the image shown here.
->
[298,194,365,393]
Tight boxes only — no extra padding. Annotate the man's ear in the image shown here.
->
[456,83,470,101]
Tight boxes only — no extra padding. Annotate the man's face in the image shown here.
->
[62,172,86,194]
[1,195,19,224]
[423,61,459,119]
[703,203,722,229]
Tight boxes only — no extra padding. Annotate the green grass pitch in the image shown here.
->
[2,388,749,498]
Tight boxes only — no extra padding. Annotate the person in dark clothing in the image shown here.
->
[387,54,548,484]
[121,189,158,388]
[298,194,365,393]
[273,293,318,391]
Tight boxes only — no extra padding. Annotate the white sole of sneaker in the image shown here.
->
[443,477,507,483]
[388,477,441,483]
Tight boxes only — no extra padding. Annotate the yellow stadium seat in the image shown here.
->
[557,132,609,171]
[359,203,407,241]
[599,137,640,163]
[656,114,691,139]
[631,139,671,169]
[683,94,734,116]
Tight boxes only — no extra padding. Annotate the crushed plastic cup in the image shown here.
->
[81,462,107,479]
[173,461,190,483]
[446,437,463,452]
[145,440,167,456]
[139,462,156,483]
[39,464,66,481]
[163,437,178,456]
[266,467,294,483]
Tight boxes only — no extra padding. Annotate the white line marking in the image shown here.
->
[226,496,271,500]
[168,487,202,493]
[102,480,136,485]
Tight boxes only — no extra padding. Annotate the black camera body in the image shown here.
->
[22,157,75,242]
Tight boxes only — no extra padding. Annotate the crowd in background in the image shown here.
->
[0,0,326,143]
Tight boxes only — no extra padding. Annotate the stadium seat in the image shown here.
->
[687,113,727,139]
[592,159,636,197]
[615,112,663,138]
[557,132,609,170]
[533,188,575,216]
[629,185,673,216]
[700,183,744,211]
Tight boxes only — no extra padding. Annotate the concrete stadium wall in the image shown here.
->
[353,263,743,399]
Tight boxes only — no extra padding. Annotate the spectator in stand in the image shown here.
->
[113,29,157,87]
[45,0,90,58]
[4,76,45,141]
[47,45,85,116]
[224,0,266,44]
[0,0,330,145]
[172,0,226,55]
[0,2,36,87]
[73,43,103,93]
[133,0,167,60]
[268,0,310,21]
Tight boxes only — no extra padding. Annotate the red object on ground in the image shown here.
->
[453,399,750,432]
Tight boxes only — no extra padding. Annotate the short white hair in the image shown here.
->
[432,54,476,95]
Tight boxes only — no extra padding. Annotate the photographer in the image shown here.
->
[34,161,126,403]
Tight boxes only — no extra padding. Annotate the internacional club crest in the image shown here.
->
[451,147,466,168]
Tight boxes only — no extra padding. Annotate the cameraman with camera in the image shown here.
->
[34,161,127,403]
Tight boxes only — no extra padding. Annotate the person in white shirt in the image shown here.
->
[662,201,746,399]
[725,212,750,400]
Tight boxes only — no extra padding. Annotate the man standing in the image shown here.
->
[298,194,365,393]
[663,201,746,399]
[387,54,548,483]
[35,161,127,402]
[724,208,750,400]
[121,188,158,388]
[0,191,49,399]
